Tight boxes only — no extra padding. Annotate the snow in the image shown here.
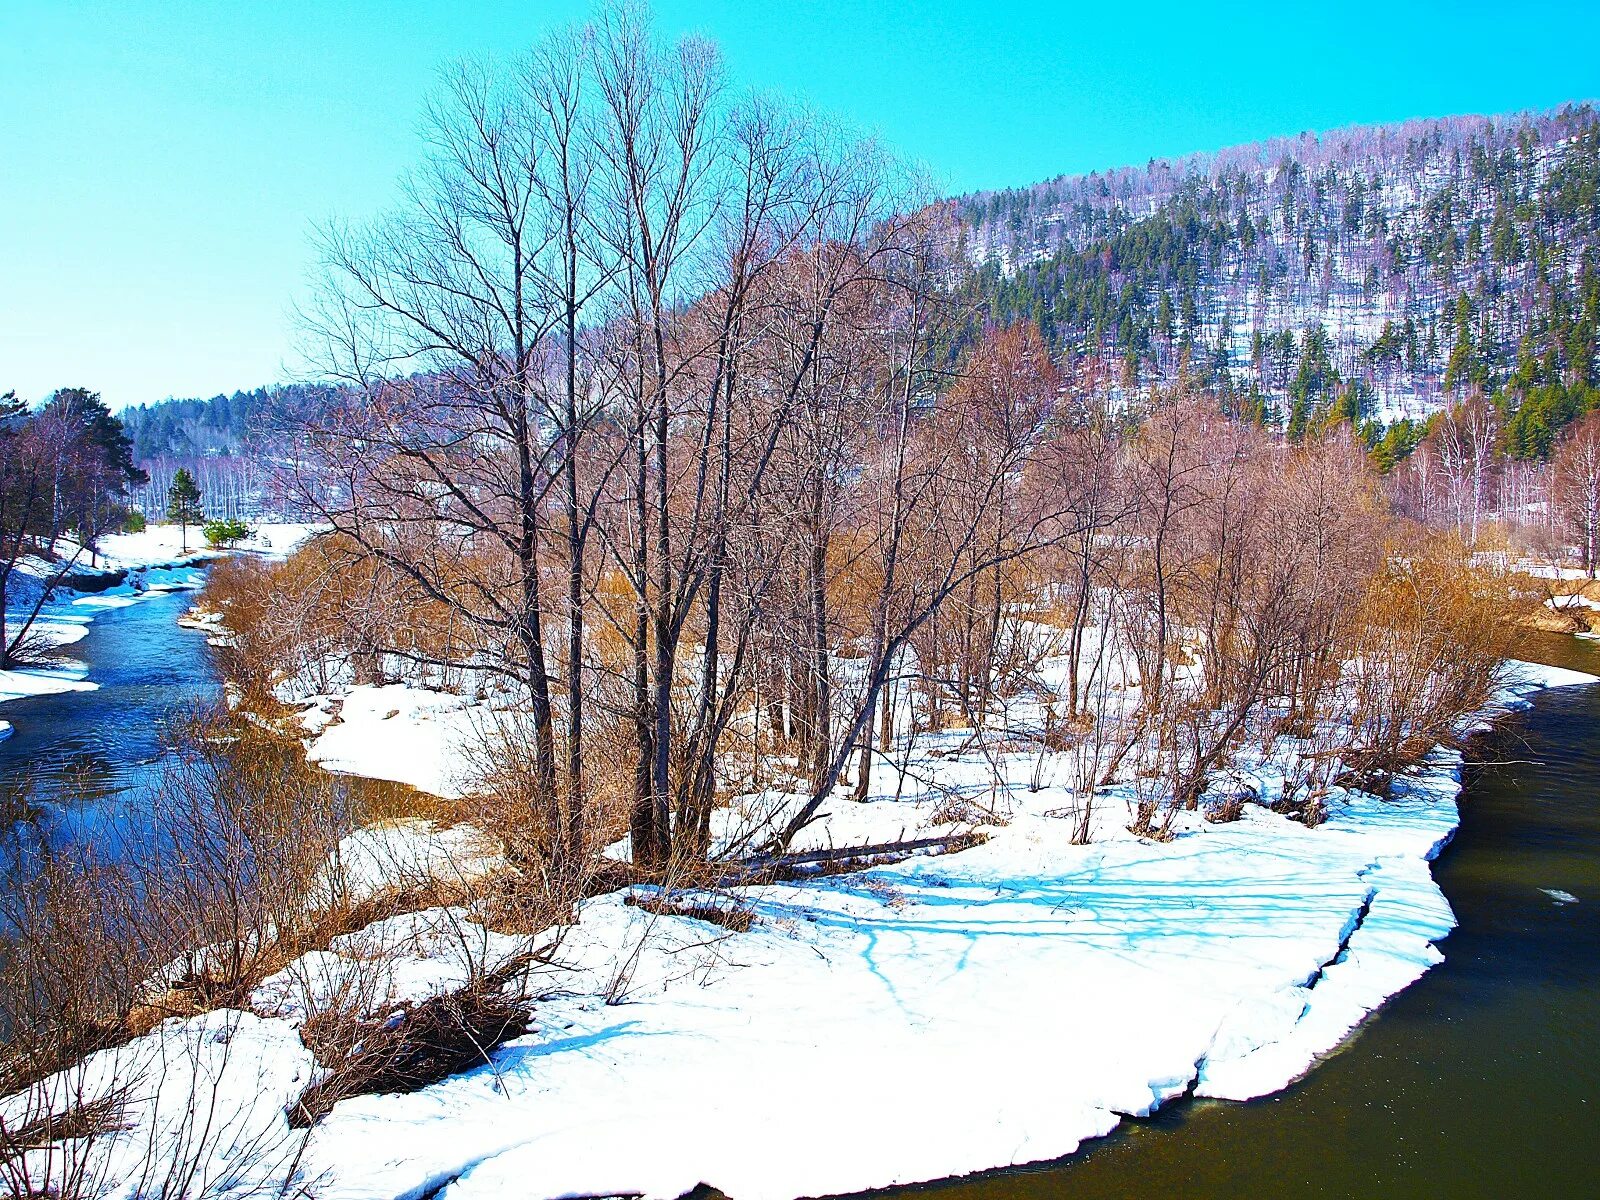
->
[1546,594,1600,612]
[1,523,319,715]
[90,522,317,569]
[1501,658,1599,695]
[14,654,1593,1200]
[289,758,1448,1200]
[299,685,490,799]
[243,658,1599,1200]
[0,616,97,705]
[0,1010,316,1200]
[252,907,527,1028]
[319,819,504,908]
[300,772,1465,1200]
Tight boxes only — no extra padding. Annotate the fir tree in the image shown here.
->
[167,467,203,552]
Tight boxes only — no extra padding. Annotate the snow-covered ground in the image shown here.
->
[0,523,316,711]
[20,658,1588,1200]
[299,685,488,799]
[89,522,316,574]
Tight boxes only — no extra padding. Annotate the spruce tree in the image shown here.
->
[166,467,203,552]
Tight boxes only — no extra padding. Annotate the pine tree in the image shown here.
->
[167,467,203,552]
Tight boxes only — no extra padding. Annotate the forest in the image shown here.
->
[957,106,1600,483]
[3,9,1598,1199]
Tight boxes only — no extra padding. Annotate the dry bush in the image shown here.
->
[1,703,450,1093]
[2,1009,318,1200]
[199,554,299,708]
[0,621,61,670]
[0,846,156,1091]
[136,709,352,1010]
[1203,790,1251,823]
[2,820,324,1200]
[926,796,999,827]
[291,977,528,1128]
[1342,529,1533,793]
[203,534,462,711]
[455,705,632,920]
[3,702,557,1155]
[0,746,270,1094]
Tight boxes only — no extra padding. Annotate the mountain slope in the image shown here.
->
[953,105,1600,455]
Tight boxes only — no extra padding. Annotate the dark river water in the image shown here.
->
[858,631,1600,1200]
[0,585,219,839]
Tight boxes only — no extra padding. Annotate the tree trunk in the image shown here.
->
[808,530,832,792]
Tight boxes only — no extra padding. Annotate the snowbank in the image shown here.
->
[1,524,319,716]
[0,615,97,705]
[243,660,1595,1200]
[300,773,1458,1200]
[1504,658,1600,692]
[299,685,489,799]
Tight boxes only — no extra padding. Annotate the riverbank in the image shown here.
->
[883,631,1600,1200]
[18,653,1589,1200]
[0,524,312,714]
[289,662,1592,1200]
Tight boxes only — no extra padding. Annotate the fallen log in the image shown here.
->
[722,831,987,884]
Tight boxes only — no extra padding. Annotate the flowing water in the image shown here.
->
[6,594,1598,1195]
[0,586,220,841]
[865,632,1600,1200]
[0,581,412,861]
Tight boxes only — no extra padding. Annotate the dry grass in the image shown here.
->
[623,891,755,932]
[1202,792,1249,823]
[1341,529,1534,793]
[290,980,529,1127]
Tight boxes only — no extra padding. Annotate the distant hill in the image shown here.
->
[951,104,1600,456]
[118,106,1600,473]
[119,383,339,461]
[117,383,340,519]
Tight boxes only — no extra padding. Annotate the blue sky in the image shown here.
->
[2,1,1597,410]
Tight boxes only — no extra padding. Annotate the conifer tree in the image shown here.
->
[166,467,203,552]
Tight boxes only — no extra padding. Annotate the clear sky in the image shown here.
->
[3,1,1597,410]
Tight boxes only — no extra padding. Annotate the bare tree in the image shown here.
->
[1553,409,1600,577]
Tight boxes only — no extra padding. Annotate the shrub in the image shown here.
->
[291,981,528,1127]
[1342,528,1534,793]
[202,518,251,549]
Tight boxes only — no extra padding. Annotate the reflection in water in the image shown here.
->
[0,587,221,823]
[853,634,1600,1200]
[0,586,222,877]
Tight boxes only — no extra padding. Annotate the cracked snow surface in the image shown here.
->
[19,661,1594,1200]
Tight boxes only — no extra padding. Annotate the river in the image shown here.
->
[4,595,1597,1196]
[0,585,219,841]
[861,631,1600,1200]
